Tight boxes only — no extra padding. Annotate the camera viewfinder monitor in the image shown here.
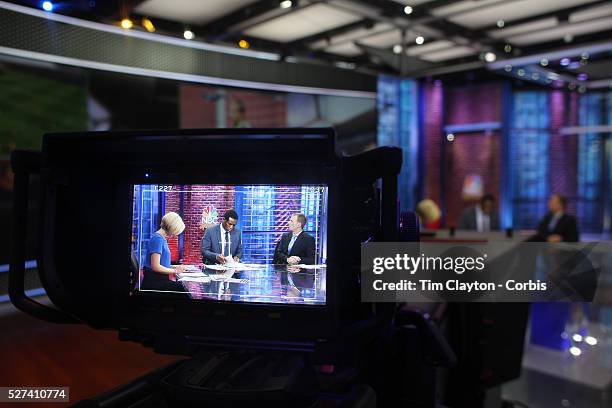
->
[10,128,400,354]
[131,183,328,305]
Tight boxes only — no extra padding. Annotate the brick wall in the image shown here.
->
[163,187,181,262]
[159,186,324,264]
[445,82,501,125]
[179,84,217,128]
[443,131,501,227]
[423,83,444,205]
[442,83,502,227]
[179,85,288,128]
[226,89,287,127]
[164,185,236,264]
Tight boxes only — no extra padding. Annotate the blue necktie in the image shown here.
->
[288,235,298,253]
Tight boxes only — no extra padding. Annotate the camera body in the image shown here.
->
[12,128,402,358]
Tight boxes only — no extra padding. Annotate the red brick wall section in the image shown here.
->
[442,83,502,227]
[423,83,444,205]
[163,188,181,262]
[164,185,236,264]
[226,89,287,127]
[445,83,501,125]
[179,84,217,128]
[443,132,501,227]
[549,90,578,215]
[179,85,287,128]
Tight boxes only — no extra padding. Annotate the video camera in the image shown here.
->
[10,128,403,359]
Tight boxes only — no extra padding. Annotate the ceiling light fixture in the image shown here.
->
[280,0,293,9]
[404,5,413,15]
[496,20,504,28]
[42,1,53,11]
[504,44,512,53]
[120,18,133,29]
[142,17,155,32]
[415,36,424,45]
[239,39,250,49]
[540,58,548,66]
[484,52,496,62]
[183,29,194,40]
[393,44,403,54]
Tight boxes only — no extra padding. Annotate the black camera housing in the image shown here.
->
[11,128,401,358]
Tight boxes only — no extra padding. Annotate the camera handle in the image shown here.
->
[9,150,78,323]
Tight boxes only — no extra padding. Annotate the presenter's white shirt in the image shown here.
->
[475,206,491,232]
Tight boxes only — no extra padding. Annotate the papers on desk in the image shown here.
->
[204,264,232,271]
[177,271,207,278]
[180,264,203,273]
[210,277,249,284]
[295,264,326,269]
[204,262,263,271]
[177,272,248,284]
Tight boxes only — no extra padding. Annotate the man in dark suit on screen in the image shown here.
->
[202,209,243,264]
[273,213,316,265]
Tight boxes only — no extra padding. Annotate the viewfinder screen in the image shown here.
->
[131,184,327,305]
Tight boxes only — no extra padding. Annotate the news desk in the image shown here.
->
[420,229,535,243]
[179,264,327,305]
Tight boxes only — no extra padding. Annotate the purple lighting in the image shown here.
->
[577,73,588,81]
[560,58,570,66]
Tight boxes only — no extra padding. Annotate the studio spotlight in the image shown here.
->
[142,17,155,33]
[120,19,133,29]
[184,30,194,40]
[42,1,53,11]
[484,52,496,62]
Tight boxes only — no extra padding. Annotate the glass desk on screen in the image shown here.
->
[176,264,326,305]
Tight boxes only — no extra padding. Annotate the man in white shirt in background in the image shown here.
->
[458,193,500,232]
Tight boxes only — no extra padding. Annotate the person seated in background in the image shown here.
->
[415,199,441,229]
[458,193,500,232]
[141,211,186,292]
[531,194,579,242]
[273,213,315,265]
[201,209,243,264]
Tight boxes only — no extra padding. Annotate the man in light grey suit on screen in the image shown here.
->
[201,209,243,264]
